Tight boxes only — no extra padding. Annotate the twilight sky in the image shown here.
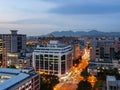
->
[0,0,120,36]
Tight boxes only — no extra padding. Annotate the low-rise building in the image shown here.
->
[105,76,120,90]
[0,68,40,90]
[88,60,120,75]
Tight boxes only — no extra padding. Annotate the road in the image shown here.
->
[54,48,90,90]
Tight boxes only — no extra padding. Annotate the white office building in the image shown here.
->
[32,40,73,76]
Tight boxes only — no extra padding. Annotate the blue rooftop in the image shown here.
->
[0,73,29,90]
[0,68,21,74]
[0,68,31,90]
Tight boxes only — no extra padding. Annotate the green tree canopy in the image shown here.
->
[76,80,92,90]
[40,74,59,90]
[97,67,120,80]
[80,67,89,80]
[93,80,104,90]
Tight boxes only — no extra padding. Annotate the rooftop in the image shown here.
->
[107,76,116,81]
[0,68,36,90]
[0,73,29,90]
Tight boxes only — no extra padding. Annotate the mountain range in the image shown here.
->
[49,30,120,37]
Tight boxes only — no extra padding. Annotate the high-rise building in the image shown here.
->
[32,40,73,77]
[0,30,26,67]
[72,43,81,60]
[90,39,115,61]
[0,68,40,90]
[0,39,6,67]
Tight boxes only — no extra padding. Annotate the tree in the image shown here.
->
[76,80,92,90]
[80,67,89,80]
[97,67,120,80]
[40,74,59,90]
[73,58,80,67]
[93,80,104,90]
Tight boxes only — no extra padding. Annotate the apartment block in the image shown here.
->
[0,30,26,67]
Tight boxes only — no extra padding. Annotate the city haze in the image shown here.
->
[0,0,120,35]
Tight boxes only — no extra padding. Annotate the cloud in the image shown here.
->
[0,19,48,24]
[0,0,57,20]
[0,0,120,35]
[48,0,120,15]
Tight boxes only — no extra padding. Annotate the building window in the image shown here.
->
[96,53,99,55]
[54,72,58,74]
[110,86,113,89]
[96,50,99,52]
[113,86,117,90]
[35,55,39,59]
[49,55,53,58]
[40,55,43,59]
[54,56,58,58]
[100,47,104,59]
[45,61,48,69]
[54,64,58,71]
[61,55,65,61]
[40,61,43,69]
[61,62,65,74]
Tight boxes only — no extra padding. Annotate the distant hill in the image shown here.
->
[49,30,120,37]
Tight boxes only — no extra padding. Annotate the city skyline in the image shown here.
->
[0,0,120,35]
